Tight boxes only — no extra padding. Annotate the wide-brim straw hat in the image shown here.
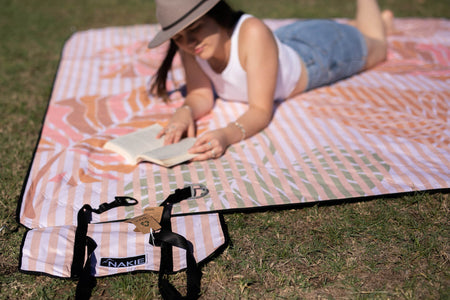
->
[148,0,221,48]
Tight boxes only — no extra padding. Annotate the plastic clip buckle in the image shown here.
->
[114,196,138,206]
[185,184,209,199]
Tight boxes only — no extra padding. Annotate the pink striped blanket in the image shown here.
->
[19,18,449,228]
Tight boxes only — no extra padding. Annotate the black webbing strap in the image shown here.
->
[153,184,208,300]
[72,204,93,278]
[75,236,97,300]
[154,229,202,299]
[71,197,138,300]
[70,185,208,300]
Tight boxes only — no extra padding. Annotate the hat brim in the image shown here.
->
[148,0,221,48]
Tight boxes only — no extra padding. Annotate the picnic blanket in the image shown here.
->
[18,18,449,229]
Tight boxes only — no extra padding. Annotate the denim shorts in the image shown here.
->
[274,20,367,91]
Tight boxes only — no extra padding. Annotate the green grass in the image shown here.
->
[1,0,449,299]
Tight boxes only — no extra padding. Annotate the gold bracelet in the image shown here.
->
[232,121,246,141]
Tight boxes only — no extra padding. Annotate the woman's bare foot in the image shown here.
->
[381,9,395,35]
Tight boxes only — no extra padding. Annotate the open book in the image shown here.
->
[104,124,197,167]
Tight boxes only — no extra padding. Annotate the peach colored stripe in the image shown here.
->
[21,150,44,226]
[159,167,173,204]
[207,213,224,248]
[98,176,112,222]
[81,30,96,103]
[145,165,161,269]
[134,232,151,272]
[52,32,78,101]
[105,30,117,115]
[189,214,213,262]
[145,165,158,207]
[99,223,111,275]
[174,165,187,188]
[33,152,58,228]
[115,174,126,221]
[61,226,76,277]
[117,223,128,265]
[127,89,140,113]
[65,153,80,226]
[129,169,142,217]
[25,229,42,272]
[72,29,89,100]
[43,227,62,275]
[47,151,68,226]
[95,25,106,97]
[119,28,127,95]
[200,215,214,260]
[180,215,193,269]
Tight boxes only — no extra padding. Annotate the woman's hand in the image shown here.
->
[157,106,195,145]
[189,128,230,161]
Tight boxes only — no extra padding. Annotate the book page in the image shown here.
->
[138,137,198,167]
[104,124,164,164]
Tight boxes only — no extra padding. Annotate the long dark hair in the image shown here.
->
[150,1,243,102]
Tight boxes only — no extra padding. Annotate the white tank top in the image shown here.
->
[195,14,301,102]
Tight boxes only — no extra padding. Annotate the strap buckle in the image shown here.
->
[92,196,138,214]
[184,184,209,199]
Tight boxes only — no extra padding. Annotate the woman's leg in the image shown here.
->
[355,0,390,69]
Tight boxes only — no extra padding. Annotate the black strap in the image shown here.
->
[72,197,139,300]
[71,185,208,300]
[75,237,97,300]
[153,184,208,300]
[71,204,92,277]
[154,230,202,299]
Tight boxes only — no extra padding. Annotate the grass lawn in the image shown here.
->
[0,0,449,299]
